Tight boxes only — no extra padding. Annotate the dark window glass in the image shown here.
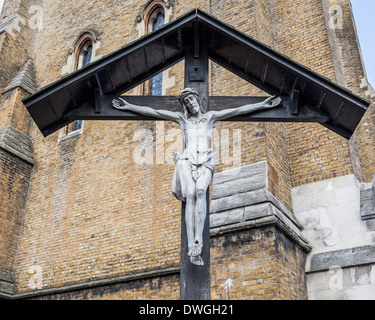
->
[153,12,164,31]
[73,41,92,132]
[83,45,92,67]
[150,12,165,96]
[73,120,83,131]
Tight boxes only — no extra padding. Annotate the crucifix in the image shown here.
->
[110,44,282,300]
[22,9,369,302]
[112,90,280,267]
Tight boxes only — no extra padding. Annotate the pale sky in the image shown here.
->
[351,0,375,87]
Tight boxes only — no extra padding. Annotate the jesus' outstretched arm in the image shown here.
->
[210,96,282,122]
[112,97,182,123]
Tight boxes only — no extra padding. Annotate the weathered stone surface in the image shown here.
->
[212,160,267,186]
[0,281,14,295]
[293,175,375,300]
[0,269,14,295]
[2,59,37,95]
[293,174,375,258]
[211,174,267,200]
[0,126,34,164]
[307,263,375,300]
[209,161,309,251]
[309,245,375,273]
[210,208,244,229]
[0,269,14,283]
[360,176,375,220]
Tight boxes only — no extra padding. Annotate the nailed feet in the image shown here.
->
[188,240,204,266]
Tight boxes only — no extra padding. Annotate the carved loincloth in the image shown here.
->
[172,149,214,202]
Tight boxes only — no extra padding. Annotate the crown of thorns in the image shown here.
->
[179,88,199,104]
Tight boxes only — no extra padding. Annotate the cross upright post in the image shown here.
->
[179,25,211,300]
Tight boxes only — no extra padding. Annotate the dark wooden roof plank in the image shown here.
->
[22,8,369,140]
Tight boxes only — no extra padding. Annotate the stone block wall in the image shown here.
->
[209,161,309,300]
[292,175,375,299]
[360,175,375,220]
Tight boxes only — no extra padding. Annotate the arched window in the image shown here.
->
[134,2,175,97]
[60,33,95,140]
[71,34,95,132]
[148,8,165,31]
[146,5,165,96]
[76,39,93,70]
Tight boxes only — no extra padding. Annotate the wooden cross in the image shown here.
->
[66,44,291,301]
[34,40,355,302]
[67,44,309,300]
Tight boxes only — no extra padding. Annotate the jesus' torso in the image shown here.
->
[178,113,214,166]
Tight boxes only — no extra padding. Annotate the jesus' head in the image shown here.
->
[179,88,204,118]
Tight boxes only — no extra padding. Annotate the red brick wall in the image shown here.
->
[211,227,307,300]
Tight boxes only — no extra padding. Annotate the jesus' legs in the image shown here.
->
[190,168,213,265]
[185,192,196,258]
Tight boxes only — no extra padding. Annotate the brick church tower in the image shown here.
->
[0,0,374,300]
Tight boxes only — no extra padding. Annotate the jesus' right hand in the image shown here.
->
[173,151,181,163]
[112,97,129,110]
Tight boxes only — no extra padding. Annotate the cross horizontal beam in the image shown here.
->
[63,95,330,124]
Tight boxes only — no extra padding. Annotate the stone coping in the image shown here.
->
[308,245,375,273]
[0,126,34,165]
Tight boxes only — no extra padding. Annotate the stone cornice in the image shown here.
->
[209,161,311,253]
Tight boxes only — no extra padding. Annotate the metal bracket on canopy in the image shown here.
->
[94,73,105,114]
[289,77,300,115]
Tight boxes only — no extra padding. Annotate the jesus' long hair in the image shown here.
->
[179,88,204,118]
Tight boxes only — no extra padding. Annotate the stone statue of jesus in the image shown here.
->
[113,89,281,266]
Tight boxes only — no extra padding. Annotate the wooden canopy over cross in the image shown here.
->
[22,9,369,300]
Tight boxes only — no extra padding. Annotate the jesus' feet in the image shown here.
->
[190,255,204,266]
[189,240,202,257]
[188,240,204,265]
